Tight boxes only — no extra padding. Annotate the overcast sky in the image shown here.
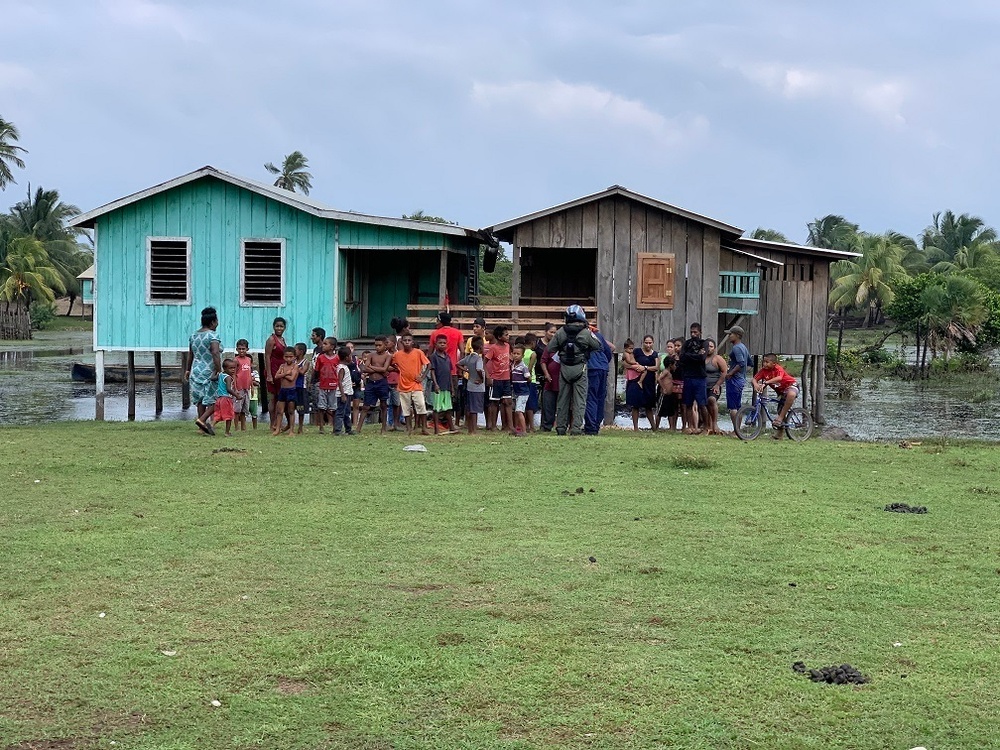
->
[4,0,1000,242]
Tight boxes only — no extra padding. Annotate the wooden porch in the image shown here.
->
[405,304,600,335]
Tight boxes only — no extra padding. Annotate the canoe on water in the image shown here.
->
[71,362,182,383]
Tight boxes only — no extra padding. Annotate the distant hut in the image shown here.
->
[76,264,94,319]
[70,166,484,418]
[483,186,857,424]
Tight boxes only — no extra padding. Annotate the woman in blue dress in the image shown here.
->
[625,335,659,431]
[184,306,222,435]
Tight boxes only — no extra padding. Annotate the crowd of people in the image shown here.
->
[184,305,802,439]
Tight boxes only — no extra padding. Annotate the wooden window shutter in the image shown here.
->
[636,252,675,309]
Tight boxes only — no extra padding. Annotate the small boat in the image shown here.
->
[71,362,181,383]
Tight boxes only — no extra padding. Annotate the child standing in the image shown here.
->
[485,325,513,432]
[233,339,254,431]
[215,358,238,437]
[335,345,355,435]
[458,335,485,434]
[521,332,539,432]
[429,334,455,433]
[356,336,392,434]
[313,337,340,435]
[271,348,299,436]
[293,342,310,434]
[248,369,260,429]
[510,343,530,436]
[385,334,402,431]
[391,333,430,436]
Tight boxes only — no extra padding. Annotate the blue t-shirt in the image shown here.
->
[728,342,750,380]
[216,372,230,398]
[587,331,614,372]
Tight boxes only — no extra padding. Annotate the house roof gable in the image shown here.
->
[69,166,479,238]
[485,185,744,241]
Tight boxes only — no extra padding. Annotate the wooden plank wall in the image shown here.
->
[748,249,830,355]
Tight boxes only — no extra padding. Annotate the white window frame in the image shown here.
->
[240,238,286,307]
[146,236,192,306]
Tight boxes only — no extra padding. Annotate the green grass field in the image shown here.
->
[1,424,998,749]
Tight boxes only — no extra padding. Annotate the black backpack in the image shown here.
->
[559,324,588,366]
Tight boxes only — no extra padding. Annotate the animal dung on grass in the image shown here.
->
[884,502,928,514]
[792,661,870,685]
[588,556,597,563]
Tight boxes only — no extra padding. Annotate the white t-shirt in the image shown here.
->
[336,363,354,397]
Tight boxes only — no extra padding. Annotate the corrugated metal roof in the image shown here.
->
[485,185,744,239]
[733,237,860,260]
[70,166,480,238]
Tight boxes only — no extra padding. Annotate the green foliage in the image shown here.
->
[478,249,513,301]
[28,300,56,329]
[402,210,456,225]
[264,150,312,195]
[0,116,27,190]
[749,227,789,242]
[807,214,858,251]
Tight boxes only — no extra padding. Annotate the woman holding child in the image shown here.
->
[625,335,658,431]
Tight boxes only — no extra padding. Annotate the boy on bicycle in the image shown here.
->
[752,353,800,438]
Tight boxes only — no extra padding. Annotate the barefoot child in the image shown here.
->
[335,346,355,435]
[356,336,392,434]
[392,333,430,436]
[429,334,455,433]
[271,348,299,436]
[293,342,310,434]
[458,336,485,434]
[510,343,530,436]
[313,337,340,434]
[215,358,238,437]
[485,326,513,432]
[233,339,254,431]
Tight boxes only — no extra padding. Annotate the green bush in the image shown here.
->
[29,301,57,330]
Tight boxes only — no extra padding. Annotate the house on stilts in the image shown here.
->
[70,166,485,418]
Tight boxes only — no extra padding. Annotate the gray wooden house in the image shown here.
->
[484,186,857,423]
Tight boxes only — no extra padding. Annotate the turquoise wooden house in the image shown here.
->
[77,264,95,314]
[70,166,483,415]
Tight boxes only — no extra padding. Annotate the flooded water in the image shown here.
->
[1,332,998,441]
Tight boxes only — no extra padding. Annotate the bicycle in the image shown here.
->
[734,388,813,441]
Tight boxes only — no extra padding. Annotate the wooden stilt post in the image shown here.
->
[153,351,163,414]
[604,354,617,426]
[180,351,191,409]
[815,354,826,424]
[438,248,448,308]
[257,353,269,415]
[800,355,809,413]
[95,349,106,421]
[126,351,136,421]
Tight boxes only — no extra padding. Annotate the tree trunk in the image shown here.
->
[66,294,77,317]
[835,316,845,370]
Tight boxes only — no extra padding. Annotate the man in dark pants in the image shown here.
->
[680,322,710,434]
[547,305,602,436]
[584,322,614,434]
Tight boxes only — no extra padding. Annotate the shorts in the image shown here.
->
[316,388,338,411]
[295,387,308,414]
[707,381,722,401]
[725,378,745,409]
[190,376,216,406]
[364,378,390,407]
[489,379,512,401]
[248,398,259,418]
[526,382,540,412]
[215,396,235,421]
[398,389,427,415]
[233,392,251,414]
[389,385,400,407]
[433,390,453,412]
[277,386,297,404]
[514,394,528,413]
[682,377,708,407]
[466,391,485,414]
[658,392,679,418]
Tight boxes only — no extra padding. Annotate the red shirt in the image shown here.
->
[754,363,797,393]
[485,343,511,380]
[433,325,465,375]
[234,354,254,391]
[315,353,341,390]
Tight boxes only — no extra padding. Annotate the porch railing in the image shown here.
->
[719,271,760,315]
[405,304,598,334]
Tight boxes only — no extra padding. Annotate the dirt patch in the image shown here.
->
[647,616,667,626]
[5,740,93,750]
[435,632,466,646]
[276,677,309,695]
[638,566,664,575]
[885,502,928,514]
[212,447,247,456]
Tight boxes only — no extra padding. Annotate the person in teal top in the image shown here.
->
[184,306,222,436]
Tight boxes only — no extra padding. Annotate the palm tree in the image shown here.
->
[918,275,987,365]
[921,211,998,273]
[807,215,859,252]
[264,151,312,195]
[0,236,65,310]
[749,228,790,243]
[0,117,27,190]
[829,232,907,327]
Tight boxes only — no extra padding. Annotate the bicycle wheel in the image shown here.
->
[784,407,814,441]
[735,405,764,441]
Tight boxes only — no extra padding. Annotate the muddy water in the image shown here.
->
[1,332,997,441]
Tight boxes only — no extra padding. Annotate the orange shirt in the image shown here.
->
[392,348,429,392]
